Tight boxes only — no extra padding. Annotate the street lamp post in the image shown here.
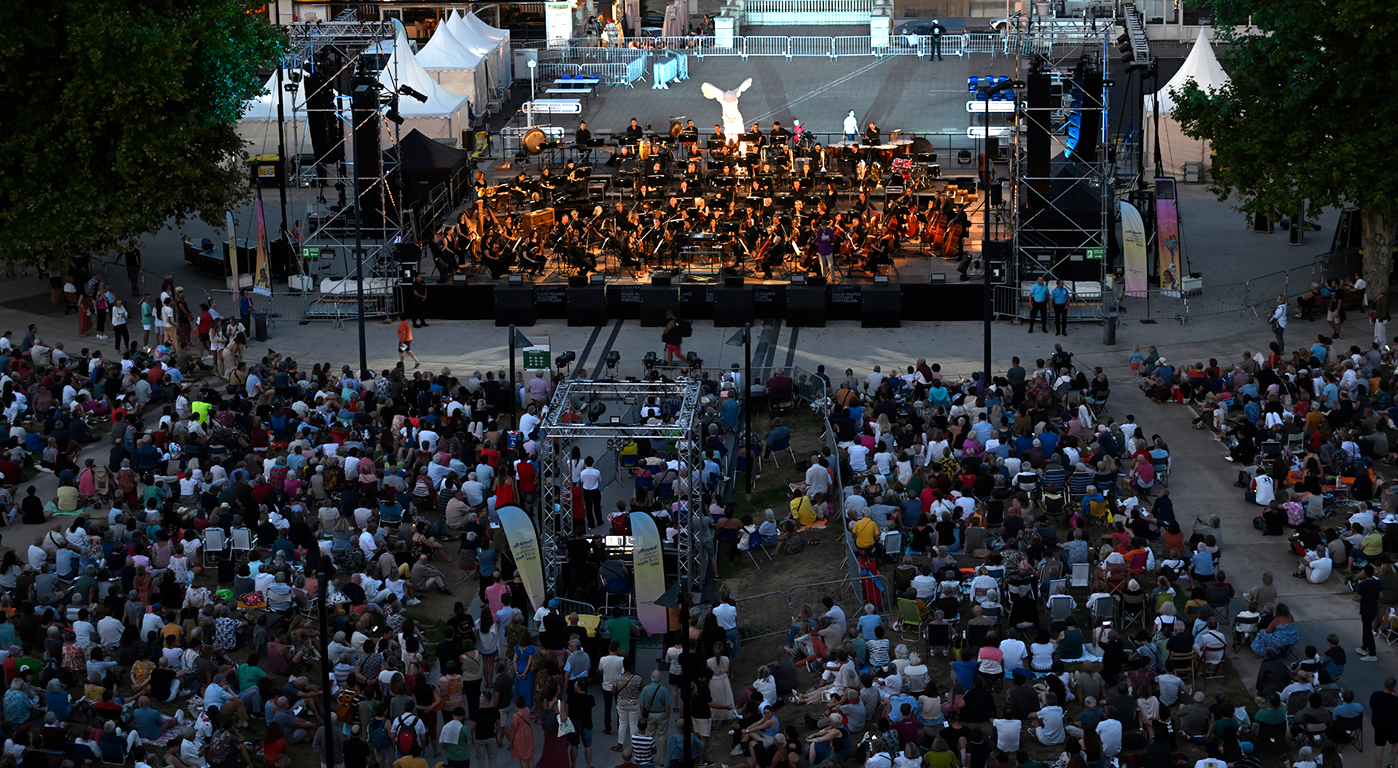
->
[527,59,537,127]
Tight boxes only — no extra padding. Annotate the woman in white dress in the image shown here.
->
[706,643,735,721]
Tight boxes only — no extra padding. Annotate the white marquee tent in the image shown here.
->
[379,19,471,143]
[1145,28,1230,178]
[452,10,511,93]
[235,72,308,157]
[417,12,489,112]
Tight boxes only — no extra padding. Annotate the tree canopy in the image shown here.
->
[1171,0,1398,297]
[0,0,285,266]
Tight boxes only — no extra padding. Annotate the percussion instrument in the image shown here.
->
[522,128,548,155]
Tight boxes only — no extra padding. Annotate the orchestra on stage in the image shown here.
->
[427,118,974,283]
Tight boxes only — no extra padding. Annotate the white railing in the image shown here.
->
[832,35,873,57]
[742,35,790,56]
[789,35,835,57]
[743,0,872,25]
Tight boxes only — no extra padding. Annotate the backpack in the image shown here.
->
[370,717,392,750]
[678,319,693,338]
[335,688,361,723]
[394,713,421,753]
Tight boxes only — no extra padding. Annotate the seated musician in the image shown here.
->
[852,191,872,214]
[759,232,787,280]
[518,231,546,275]
[481,243,510,279]
[863,122,881,146]
[769,121,791,148]
[563,162,587,199]
[537,167,557,202]
[710,123,726,146]
[748,122,765,146]
[474,171,490,202]
[509,172,530,201]
[864,231,894,272]
[575,121,593,161]
[625,118,644,141]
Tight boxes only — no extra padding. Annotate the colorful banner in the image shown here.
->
[629,512,667,636]
[1154,178,1181,290]
[496,505,546,610]
[1121,201,1148,297]
[252,194,273,297]
[225,211,239,291]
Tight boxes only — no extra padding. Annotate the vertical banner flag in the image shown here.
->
[253,194,273,296]
[629,512,667,636]
[496,505,546,610]
[1120,201,1148,297]
[225,211,239,292]
[1154,178,1182,290]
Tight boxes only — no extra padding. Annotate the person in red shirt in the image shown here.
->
[197,304,213,356]
[396,315,420,368]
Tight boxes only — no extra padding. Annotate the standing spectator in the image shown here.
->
[397,316,420,369]
[1051,280,1071,336]
[1353,565,1381,662]
[1370,677,1398,768]
[1028,277,1049,334]
[1270,295,1287,350]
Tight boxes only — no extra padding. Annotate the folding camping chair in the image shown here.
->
[897,598,924,641]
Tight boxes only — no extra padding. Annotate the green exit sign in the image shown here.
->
[1085,247,1104,260]
[303,246,321,260]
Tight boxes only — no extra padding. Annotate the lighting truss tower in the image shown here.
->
[537,380,707,601]
[282,20,407,322]
[1006,26,1112,309]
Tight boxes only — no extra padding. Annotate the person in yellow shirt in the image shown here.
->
[852,510,878,551]
[790,488,817,527]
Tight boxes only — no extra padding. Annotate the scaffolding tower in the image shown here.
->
[281,20,407,322]
[537,379,708,602]
[1007,27,1113,307]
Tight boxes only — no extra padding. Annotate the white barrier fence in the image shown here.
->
[514,31,1105,64]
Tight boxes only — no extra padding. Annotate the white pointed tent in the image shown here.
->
[417,12,489,112]
[236,72,307,156]
[454,10,511,92]
[1146,28,1230,178]
[378,19,471,143]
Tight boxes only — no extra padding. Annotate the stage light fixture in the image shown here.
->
[555,351,576,369]
[643,351,658,375]
[1117,32,1130,45]
[398,85,429,103]
[686,351,703,370]
[385,107,404,125]
[604,351,620,369]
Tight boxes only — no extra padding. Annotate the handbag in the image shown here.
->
[557,715,576,737]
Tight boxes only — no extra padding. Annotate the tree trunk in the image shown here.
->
[1361,204,1397,303]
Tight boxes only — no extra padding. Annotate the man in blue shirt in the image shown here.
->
[1029,277,1049,333]
[1051,280,1072,336]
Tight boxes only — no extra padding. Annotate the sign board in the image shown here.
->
[303,246,321,261]
[1085,247,1104,260]
[522,337,551,371]
[546,2,573,44]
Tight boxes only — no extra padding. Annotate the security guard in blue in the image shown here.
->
[1051,279,1072,336]
[1028,276,1049,333]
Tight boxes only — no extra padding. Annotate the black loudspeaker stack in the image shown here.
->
[494,286,536,327]
[787,288,826,327]
[861,287,900,328]
[985,136,1000,163]
[567,287,606,326]
[304,66,342,165]
[713,287,753,326]
[1025,68,1052,209]
[1252,212,1273,234]
[351,80,383,228]
[984,240,1012,284]
[1288,201,1307,246]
